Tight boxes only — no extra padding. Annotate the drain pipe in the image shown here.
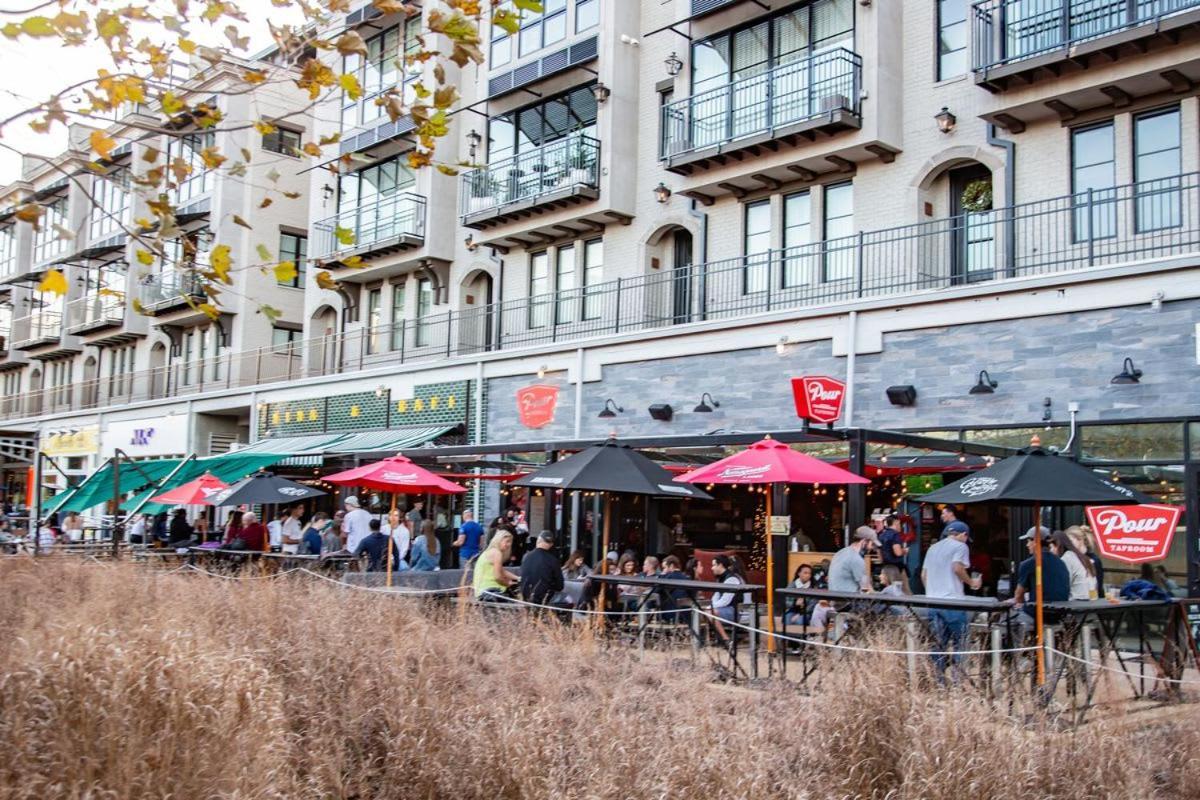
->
[570,346,584,553]
[987,123,1016,277]
[687,197,709,320]
[843,311,858,427]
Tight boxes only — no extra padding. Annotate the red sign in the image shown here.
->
[1084,504,1182,564]
[790,376,846,424]
[516,384,559,429]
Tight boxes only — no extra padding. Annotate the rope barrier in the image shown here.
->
[1048,648,1200,686]
[182,564,306,580]
[295,568,466,596]
[470,591,690,617]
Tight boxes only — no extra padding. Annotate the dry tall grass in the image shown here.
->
[0,560,1197,800]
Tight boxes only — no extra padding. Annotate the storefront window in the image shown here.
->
[1079,422,1184,462]
[962,426,1069,451]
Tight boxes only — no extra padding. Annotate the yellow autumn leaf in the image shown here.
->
[209,244,232,283]
[232,214,252,229]
[177,37,197,54]
[339,72,362,101]
[89,130,117,160]
[334,225,355,246]
[20,16,57,37]
[136,249,155,265]
[14,204,43,230]
[302,141,322,157]
[197,302,220,320]
[335,30,368,57]
[341,255,365,268]
[273,261,297,283]
[315,270,338,290]
[37,268,68,296]
[243,70,267,84]
[256,243,272,262]
[254,120,276,135]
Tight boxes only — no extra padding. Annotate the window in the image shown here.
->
[272,326,300,349]
[337,156,417,246]
[390,282,406,350]
[0,224,15,277]
[1134,106,1181,232]
[277,232,307,288]
[33,195,69,264]
[582,238,603,320]
[341,21,421,130]
[1071,122,1115,241]
[743,200,772,293]
[82,264,126,323]
[937,0,967,80]
[169,131,217,205]
[88,167,130,242]
[822,182,854,281]
[783,191,812,288]
[415,278,433,347]
[487,84,598,162]
[178,326,223,386]
[555,244,577,323]
[48,358,73,407]
[262,126,302,155]
[366,288,382,354]
[528,251,551,328]
[106,344,135,399]
[576,0,598,31]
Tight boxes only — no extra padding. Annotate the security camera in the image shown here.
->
[620,34,640,46]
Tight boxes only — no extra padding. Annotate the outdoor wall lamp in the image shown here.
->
[466,128,482,160]
[321,184,335,204]
[775,335,790,355]
[653,182,671,204]
[374,385,386,399]
[537,364,547,379]
[598,399,623,418]
[693,392,720,413]
[935,107,957,134]
[969,369,998,395]
[464,235,477,252]
[591,82,611,103]
[664,51,683,77]
[1111,357,1143,385]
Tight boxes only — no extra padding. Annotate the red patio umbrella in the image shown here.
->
[674,436,870,652]
[150,472,229,506]
[325,456,466,586]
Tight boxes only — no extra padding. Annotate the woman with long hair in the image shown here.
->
[472,529,517,601]
[562,550,591,580]
[1051,529,1096,601]
[222,510,244,546]
[409,519,441,571]
[1066,524,1103,596]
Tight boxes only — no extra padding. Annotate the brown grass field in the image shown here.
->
[0,559,1198,799]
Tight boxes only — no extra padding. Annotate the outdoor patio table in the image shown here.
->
[776,587,1013,683]
[589,573,766,679]
[1041,597,1174,720]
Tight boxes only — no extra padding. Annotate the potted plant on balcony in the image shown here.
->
[467,172,500,214]
[562,132,597,187]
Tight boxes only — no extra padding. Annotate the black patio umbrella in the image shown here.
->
[512,440,711,608]
[209,471,327,507]
[919,448,1151,685]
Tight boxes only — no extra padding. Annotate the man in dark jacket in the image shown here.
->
[167,509,195,547]
[353,519,391,572]
[519,530,564,606]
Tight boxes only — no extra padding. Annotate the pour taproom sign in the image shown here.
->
[791,376,846,424]
[516,384,559,429]
[1085,504,1182,564]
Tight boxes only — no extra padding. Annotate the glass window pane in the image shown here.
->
[1081,422,1184,462]
[544,10,566,45]
[519,20,541,56]
[491,34,511,67]
[691,37,730,93]
[576,0,598,31]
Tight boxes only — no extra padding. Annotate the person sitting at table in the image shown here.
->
[168,508,195,549]
[192,515,209,543]
[685,556,703,581]
[1011,526,1070,645]
[127,513,147,545]
[873,564,911,616]
[562,550,592,581]
[353,518,391,572]
[829,526,880,593]
[519,530,563,606]
[709,555,743,645]
[267,508,288,552]
[151,512,169,546]
[300,512,328,556]
[783,564,818,627]
[1066,525,1103,596]
[409,520,441,572]
[615,555,641,607]
[222,510,244,546]
[1050,530,1096,601]
[879,515,910,592]
[473,530,518,602]
[235,512,267,552]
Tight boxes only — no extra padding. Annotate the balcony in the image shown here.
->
[972,0,1200,90]
[137,271,206,314]
[312,193,426,264]
[460,135,601,229]
[66,293,124,334]
[13,310,63,349]
[660,48,862,175]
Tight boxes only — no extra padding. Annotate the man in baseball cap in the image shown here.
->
[829,525,880,592]
[943,519,971,541]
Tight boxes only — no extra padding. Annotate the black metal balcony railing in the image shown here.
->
[312,193,427,259]
[65,293,124,333]
[137,271,206,311]
[661,48,862,160]
[12,310,62,349]
[972,0,1200,71]
[460,134,601,220]
[3,173,1199,419]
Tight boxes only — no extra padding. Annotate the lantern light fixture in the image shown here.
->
[935,106,957,134]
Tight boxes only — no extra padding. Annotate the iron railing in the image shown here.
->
[3,173,1199,419]
[972,0,1200,71]
[137,271,206,310]
[65,293,124,333]
[460,134,601,219]
[312,192,426,259]
[12,310,63,349]
[661,48,862,159]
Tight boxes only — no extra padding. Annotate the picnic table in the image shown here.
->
[590,573,767,679]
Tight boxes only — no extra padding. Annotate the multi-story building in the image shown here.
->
[4,0,1200,583]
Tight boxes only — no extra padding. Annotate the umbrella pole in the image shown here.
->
[599,493,611,614]
[1034,502,1046,686]
[387,493,396,589]
[765,484,776,655]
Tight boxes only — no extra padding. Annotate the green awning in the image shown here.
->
[58,452,288,514]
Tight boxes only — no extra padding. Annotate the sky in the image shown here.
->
[0,0,305,185]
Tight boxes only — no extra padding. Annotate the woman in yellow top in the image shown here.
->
[472,529,518,601]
